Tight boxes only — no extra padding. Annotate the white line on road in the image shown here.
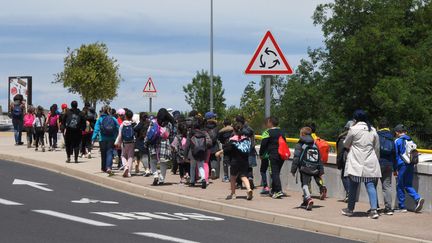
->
[134,232,200,243]
[33,210,115,227]
[0,198,23,206]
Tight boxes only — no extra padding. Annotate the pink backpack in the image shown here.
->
[24,114,35,127]
[48,114,58,127]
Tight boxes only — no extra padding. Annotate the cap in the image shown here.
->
[205,111,216,120]
[117,108,126,116]
[394,124,407,133]
[61,103,68,109]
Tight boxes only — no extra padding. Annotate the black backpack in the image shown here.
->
[299,143,321,175]
[190,131,207,161]
[66,112,80,129]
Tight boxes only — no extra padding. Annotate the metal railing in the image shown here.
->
[255,135,432,154]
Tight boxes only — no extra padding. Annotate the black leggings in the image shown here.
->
[35,130,45,148]
[48,126,58,148]
[65,129,81,160]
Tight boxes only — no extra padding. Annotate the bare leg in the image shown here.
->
[230,175,237,195]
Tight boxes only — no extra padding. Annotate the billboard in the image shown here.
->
[8,76,32,112]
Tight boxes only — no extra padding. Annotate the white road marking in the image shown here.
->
[0,198,23,206]
[13,179,53,192]
[71,198,119,204]
[92,212,224,221]
[33,210,115,226]
[134,232,200,243]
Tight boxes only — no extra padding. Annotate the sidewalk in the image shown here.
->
[0,132,431,243]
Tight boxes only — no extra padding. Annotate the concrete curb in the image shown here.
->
[1,153,430,243]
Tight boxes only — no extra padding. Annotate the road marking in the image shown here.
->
[134,232,199,243]
[13,179,53,192]
[33,210,115,226]
[71,198,119,204]
[0,198,23,206]
[92,212,224,221]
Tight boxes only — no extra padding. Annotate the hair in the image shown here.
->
[192,116,204,129]
[50,105,56,114]
[110,108,117,116]
[139,112,149,122]
[36,106,44,117]
[353,109,372,132]
[300,127,312,136]
[223,118,231,126]
[27,106,35,113]
[71,100,78,109]
[125,109,133,120]
[102,105,111,115]
[157,108,174,127]
[188,110,198,117]
[235,115,246,125]
[84,101,91,108]
[233,122,244,135]
[265,116,279,127]
[305,122,316,133]
[378,117,389,129]
[178,123,188,137]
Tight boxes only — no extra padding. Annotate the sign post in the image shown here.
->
[245,31,293,117]
[143,77,157,113]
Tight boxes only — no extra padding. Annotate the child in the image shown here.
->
[115,109,135,178]
[217,119,233,182]
[259,126,271,194]
[33,106,46,152]
[134,112,151,176]
[171,122,190,184]
[216,122,253,200]
[47,105,60,151]
[291,127,324,211]
[23,106,35,148]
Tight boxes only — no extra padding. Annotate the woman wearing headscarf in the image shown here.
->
[342,110,381,219]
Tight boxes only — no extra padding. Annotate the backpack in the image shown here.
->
[121,124,135,143]
[233,138,251,155]
[12,104,23,119]
[278,136,291,161]
[379,133,394,157]
[315,137,330,163]
[100,115,116,136]
[402,138,419,165]
[207,128,218,147]
[175,135,187,161]
[48,114,58,127]
[190,131,207,161]
[146,120,161,145]
[299,143,321,175]
[66,113,80,129]
[34,116,45,133]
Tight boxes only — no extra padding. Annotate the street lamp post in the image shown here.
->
[209,0,214,112]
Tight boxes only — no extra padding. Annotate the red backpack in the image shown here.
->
[278,136,291,161]
[315,137,330,163]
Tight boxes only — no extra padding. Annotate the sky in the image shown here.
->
[0,0,331,113]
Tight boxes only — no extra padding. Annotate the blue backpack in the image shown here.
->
[12,104,23,119]
[121,124,135,143]
[100,116,116,136]
[379,134,394,157]
[146,120,161,145]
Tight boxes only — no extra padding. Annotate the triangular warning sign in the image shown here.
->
[143,77,157,93]
[245,31,293,75]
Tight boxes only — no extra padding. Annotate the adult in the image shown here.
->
[64,101,85,163]
[10,94,25,145]
[205,112,220,180]
[342,110,381,219]
[92,105,119,174]
[336,120,354,202]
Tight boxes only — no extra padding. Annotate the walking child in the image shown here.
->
[33,106,46,152]
[23,106,35,148]
[115,109,136,178]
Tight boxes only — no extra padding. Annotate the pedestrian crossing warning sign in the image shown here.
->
[245,31,293,75]
[143,77,157,97]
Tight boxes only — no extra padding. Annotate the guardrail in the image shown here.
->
[255,135,432,154]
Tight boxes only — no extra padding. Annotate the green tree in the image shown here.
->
[55,42,121,108]
[183,70,226,116]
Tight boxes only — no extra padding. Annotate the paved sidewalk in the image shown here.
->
[0,132,431,243]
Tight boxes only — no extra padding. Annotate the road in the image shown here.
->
[0,159,358,243]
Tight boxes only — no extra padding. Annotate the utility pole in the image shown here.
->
[209,0,214,112]
[264,75,271,117]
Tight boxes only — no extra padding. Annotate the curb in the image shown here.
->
[1,153,430,243]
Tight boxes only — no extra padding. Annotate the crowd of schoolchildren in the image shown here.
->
[9,94,425,219]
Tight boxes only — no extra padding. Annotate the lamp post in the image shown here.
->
[209,0,214,112]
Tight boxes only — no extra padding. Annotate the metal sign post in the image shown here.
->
[245,31,294,117]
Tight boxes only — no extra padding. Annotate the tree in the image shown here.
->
[183,70,226,116]
[55,42,121,108]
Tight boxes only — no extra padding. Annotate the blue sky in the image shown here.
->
[0,0,331,112]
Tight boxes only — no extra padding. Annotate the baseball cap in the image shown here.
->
[205,111,216,120]
[61,103,68,109]
[394,124,407,133]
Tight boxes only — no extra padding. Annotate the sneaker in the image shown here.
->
[211,169,217,180]
[201,179,207,189]
[368,210,379,219]
[300,200,307,208]
[74,159,78,163]
[341,208,354,217]
[320,186,327,200]
[272,191,284,199]
[395,208,408,213]
[226,194,236,200]
[123,168,130,178]
[246,190,253,200]
[260,186,270,195]
[18,142,24,145]
[66,158,70,163]
[152,177,159,186]
[306,198,314,211]
[222,176,229,183]
[158,179,165,185]
[383,208,394,215]
[87,153,92,159]
[415,198,425,213]
[79,153,84,158]
[107,170,115,177]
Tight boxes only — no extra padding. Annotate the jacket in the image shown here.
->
[377,129,397,170]
[291,135,324,175]
[344,122,381,178]
[205,120,220,153]
[336,131,348,170]
[92,114,119,142]
[222,135,250,167]
[395,134,413,168]
[259,127,284,161]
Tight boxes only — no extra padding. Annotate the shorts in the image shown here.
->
[230,164,248,177]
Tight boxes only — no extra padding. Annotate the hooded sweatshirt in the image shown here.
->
[291,135,324,175]
[395,134,413,168]
[92,114,119,142]
[259,127,284,161]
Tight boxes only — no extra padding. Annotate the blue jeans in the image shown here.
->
[13,119,23,144]
[100,140,114,171]
[397,163,420,209]
[348,178,378,211]
[190,159,205,183]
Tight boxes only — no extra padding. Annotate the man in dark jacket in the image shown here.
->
[205,112,220,180]
[336,120,354,202]
[64,101,85,163]
[259,116,285,199]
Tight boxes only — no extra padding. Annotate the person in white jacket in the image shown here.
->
[115,109,135,178]
[342,109,381,219]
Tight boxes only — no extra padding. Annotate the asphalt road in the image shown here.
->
[0,159,359,243]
